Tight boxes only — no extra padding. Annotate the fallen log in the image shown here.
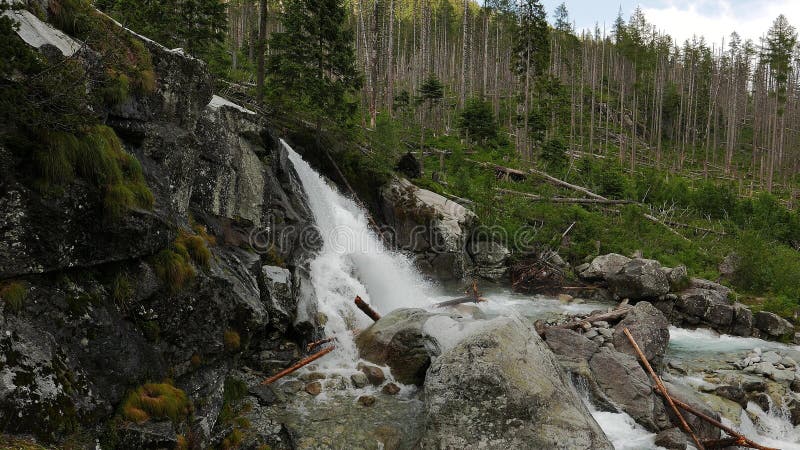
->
[643,214,692,242]
[624,328,705,450]
[261,346,336,385]
[496,189,632,205]
[540,307,631,335]
[653,389,779,450]
[354,296,382,322]
[528,168,608,200]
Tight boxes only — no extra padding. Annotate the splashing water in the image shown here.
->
[284,141,434,366]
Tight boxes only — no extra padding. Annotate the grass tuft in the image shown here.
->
[153,248,195,293]
[1,281,28,313]
[121,381,191,424]
[223,330,241,352]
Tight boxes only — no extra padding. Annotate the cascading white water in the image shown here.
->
[284,140,434,366]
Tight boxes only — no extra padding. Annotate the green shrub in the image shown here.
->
[1,281,28,313]
[121,381,191,424]
[540,138,567,170]
[761,296,797,320]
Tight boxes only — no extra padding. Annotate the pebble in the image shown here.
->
[301,371,326,382]
[358,395,376,407]
[584,329,599,339]
[281,380,304,394]
[324,376,348,391]
[305,381,322,396]
[593,321,610,328]
[598,328,614,339]
[360,365,386,386]
[382,382,401,395]
[350,372,368,389]
[782,357,797,368]
[762,351,781,365]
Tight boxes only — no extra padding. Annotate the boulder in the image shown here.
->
[612,302,671,368]
[718,253,739,279]
[654,428,688,450]
[355,309,438,385]
[607,259,670,300]
[732,304,753,337]
[467,240,510,282]
[754,311,794,338]
[579,253,631,281]
[665,265,689,291]
[589,348,669,431]
[544,327,600,362]
[688,278,731,298]
[419,317,613,449]
[380,178,476,280]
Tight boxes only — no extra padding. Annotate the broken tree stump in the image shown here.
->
[261,346,336,385]
[355,296,382,322]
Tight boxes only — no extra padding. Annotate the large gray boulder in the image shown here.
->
[607,259,670,300]
[754,311,794,339]
[544,327,600,362]
[612,302,671,369]
[355,309,445,385]
[381,178,476,280]
[418,317,613,449]
[467,240,510,282]
[661,381,721,441]
[589,348,669,431]
[260,265,293,332]
[580,253,631,281]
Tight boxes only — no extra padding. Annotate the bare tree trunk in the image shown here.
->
[256,0,268,105]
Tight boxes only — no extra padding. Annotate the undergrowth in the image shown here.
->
[121,381,191,424]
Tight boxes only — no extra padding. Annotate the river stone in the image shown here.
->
[714,385,747,408]
[358,395,377,407]
[612,302,671,369]
[350,373,368,389]
[754,311,794,338]
[359,365,386,386]
[355,309,436,386]
[589,348,668,431]
[607,259,670,300]
[661,381,721,441]
[418,316,613,449]
[654,427,689,450]
[544,327,600,362]
[305,382,322,396]
[382,383,401,395]
[580,253,631,281]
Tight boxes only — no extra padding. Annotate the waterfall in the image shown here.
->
[284,140,434,366]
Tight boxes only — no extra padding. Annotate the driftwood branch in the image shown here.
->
[496,189,632,205]
[261,346,336,385]
[624,328,705,450]
[354,296,382,322]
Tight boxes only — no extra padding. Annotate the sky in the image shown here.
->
[537,0,800,47]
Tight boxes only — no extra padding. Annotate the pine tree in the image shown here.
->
[512,0,549,159]
[553,3,572,34]
[267,0,362,135]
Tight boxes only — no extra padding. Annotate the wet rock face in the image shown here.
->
[754,311,795,339]
[467,240,510,282]
[419,317,613,450]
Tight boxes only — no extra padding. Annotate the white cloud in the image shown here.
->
[641,0,800,48]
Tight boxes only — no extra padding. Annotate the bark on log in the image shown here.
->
[262,346,336,385]
[355,296,382,321]
[644,214,692,242]
[528,168,608,200]
[496,188,632,205]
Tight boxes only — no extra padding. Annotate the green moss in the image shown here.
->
[121,381,191,424]
[99,70,130,106]
[1,281,28,313]
[223,377,248,405]
[177,230,212,268]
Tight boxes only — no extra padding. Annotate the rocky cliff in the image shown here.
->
[1,7,319,447]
